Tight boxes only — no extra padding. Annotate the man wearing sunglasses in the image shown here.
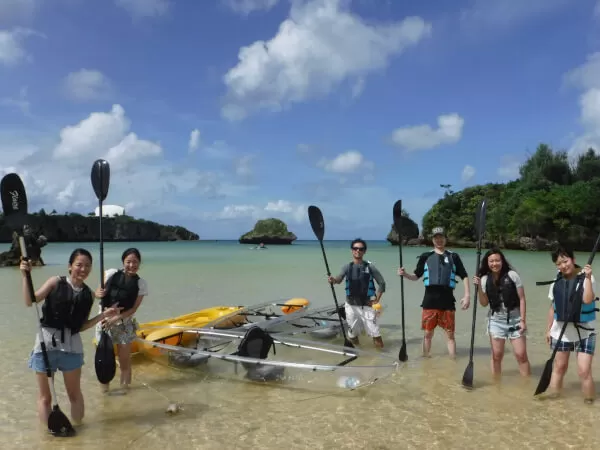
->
[398,227,470,358]
[328,238,386,348]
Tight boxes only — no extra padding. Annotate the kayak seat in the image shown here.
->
[234,326,285,381]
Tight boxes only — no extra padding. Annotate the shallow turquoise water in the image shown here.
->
[0,240,598,449]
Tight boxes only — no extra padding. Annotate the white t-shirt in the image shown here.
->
[481,270,523,317]
[548,273,597,342]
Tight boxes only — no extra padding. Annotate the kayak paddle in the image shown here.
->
[393,200,408,362]
[534,232,600,396]
[307,205,354,348]
[91,159,116,385]
[461,198,487,389]
[1,173,75,437]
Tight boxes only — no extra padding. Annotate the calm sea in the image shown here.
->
[0,240,598,449]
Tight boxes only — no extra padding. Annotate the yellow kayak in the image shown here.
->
[94,305,244,355]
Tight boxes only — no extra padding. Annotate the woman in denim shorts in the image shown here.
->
[473,248,531,378]
[21,248,120,431]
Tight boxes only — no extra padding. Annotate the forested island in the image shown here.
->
[239,218,297,244]
[389,144,600,251]
[0,210,199,243]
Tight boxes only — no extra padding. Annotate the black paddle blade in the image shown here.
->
[308,205,324,241]
[392,200,403,233]
[534,359,554,396]
[95,331,116,384]
[91,159,110,201]
[461,361,474,389]
[0,173,28,228]
[48,405,76,437]
[398,342,407,362]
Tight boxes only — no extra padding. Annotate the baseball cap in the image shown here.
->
[431,227,445,237]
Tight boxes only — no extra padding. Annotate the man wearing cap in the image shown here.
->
[398,227,470,358]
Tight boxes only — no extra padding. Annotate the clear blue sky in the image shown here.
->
[1,0,599,239]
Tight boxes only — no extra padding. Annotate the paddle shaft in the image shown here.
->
[317,239,351,341]
[98,167,105,289]
[467,247,483,362]
[19,237,61,402]
[398,228,406,343]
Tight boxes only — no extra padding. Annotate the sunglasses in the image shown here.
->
[351,247,365,251]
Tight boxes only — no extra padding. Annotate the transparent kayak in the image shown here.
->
[134,325,399,392]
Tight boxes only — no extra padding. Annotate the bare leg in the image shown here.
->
[117,343,133,388]
[35,372,52,426]
[62,368,84,424]
[510,336,531,376]
[548,351,569,394]
[577,351,595,402]
[422,330,434,357]
[490,337,506,378]
[444,330,456,359]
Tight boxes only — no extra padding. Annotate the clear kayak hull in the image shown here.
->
[134,326,399,392]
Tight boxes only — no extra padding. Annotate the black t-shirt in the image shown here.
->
[413,250,468,310]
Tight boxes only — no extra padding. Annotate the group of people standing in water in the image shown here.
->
[19,247,147,430]
[17,225,598,434]
[332,226,597,403]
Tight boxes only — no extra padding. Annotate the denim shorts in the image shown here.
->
[550,334,596,355]
[487,315,525,340]
[28,350,84,373]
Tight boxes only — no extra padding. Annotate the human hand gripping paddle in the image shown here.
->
[461,198,487,389]
[0,173,75,437]
[534,232,600,396]
[393,200,408,362]
[307,205,354,348]
[91,159,117,385]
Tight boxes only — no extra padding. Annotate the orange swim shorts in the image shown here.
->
[421,309,455,333]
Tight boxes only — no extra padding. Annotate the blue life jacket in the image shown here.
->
[423,251,457,289]
[345,261,376,305]
[552,272,598,324]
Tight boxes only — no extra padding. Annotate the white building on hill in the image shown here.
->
[94,204,125,217]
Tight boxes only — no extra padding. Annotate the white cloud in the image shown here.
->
[233,154,255,179]
[52,104,161,169]
[317,150,373,174]
[0,106,253,222]
[497,159,520,180]
[64,69,113,102]
[564,54,600,156]
[188,129,200,153]
[391,113,464,151]
[221,0,432,120]
[0,86,30,116]
[0,27,39,66]
[461,165,475,182]
[115,0,170,19]
[208,199,306,223]
[222,0,279,15]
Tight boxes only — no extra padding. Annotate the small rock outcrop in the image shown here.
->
[0,228,47,267]
[239,218,297,245]
[386,216,420,245]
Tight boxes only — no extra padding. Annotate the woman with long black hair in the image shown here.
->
[473,248,531,378]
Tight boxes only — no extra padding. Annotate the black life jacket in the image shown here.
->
[344,261,376,305]
[40,276,94,338]
[486,272,520,314]
[103,269,140,311]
